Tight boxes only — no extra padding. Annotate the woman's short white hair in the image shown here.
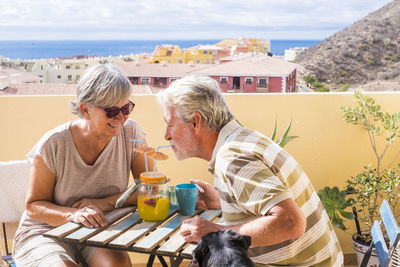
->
[70,64,132,117]
[157,75,234,132]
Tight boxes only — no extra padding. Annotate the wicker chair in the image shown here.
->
[0,160,31,267]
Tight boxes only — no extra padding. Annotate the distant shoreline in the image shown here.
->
[0,39,322,60]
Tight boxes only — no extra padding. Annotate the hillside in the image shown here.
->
[296,0,400,89]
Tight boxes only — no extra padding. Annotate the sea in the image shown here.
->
[0,40,321,60]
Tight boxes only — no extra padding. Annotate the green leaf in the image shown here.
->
[277,120,293,147]
[270,115,278,141]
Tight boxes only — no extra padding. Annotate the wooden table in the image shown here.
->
[43,207,222,267]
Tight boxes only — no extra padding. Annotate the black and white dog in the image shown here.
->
[191,230,255,267]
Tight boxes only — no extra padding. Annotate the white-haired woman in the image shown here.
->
[13,64,152,267]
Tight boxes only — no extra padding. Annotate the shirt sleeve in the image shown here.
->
[26,129,63,176]
[215,146,292,216]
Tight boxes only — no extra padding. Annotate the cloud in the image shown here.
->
[0,0,394,40]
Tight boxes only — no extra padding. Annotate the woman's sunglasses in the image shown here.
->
[96,100,135,118]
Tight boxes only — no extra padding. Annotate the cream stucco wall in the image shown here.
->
[2,92,400,261]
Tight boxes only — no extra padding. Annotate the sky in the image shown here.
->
[0,0,394,40]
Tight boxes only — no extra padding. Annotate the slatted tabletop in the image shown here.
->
[44,207,222,266]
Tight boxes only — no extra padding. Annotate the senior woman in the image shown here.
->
[13,64,152,267]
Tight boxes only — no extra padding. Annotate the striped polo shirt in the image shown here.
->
[208,120,343,267]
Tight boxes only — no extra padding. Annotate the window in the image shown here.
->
[196,60,200,64]
[220,77,228,84]
[75,65,80,69]
[40,65,43,70]
[57,75,61,79]
[68,75,72,80]
[142,78,150,85]
[203,50,208,54]
[76,75,80,81]
[130,77,139,84]
[170,78,177,83]
[258,78,268,87]
[245,77,253,84]
[85,64,88,68]
[66,65,71,69]
[178,60,183,64]
[205,59,210,64]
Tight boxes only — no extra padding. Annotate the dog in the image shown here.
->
[191,230,255,267]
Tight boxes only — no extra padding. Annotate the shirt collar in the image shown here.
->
[208,119,242,173]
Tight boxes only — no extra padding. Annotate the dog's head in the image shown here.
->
[192,230,254,267]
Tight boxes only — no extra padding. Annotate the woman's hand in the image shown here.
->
[71,205,107,228]
[190,180,221,210]
[72,197,112,211]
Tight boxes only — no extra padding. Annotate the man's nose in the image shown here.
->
[164,129,171,141]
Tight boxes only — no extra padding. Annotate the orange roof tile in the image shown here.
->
[116,62,209,77]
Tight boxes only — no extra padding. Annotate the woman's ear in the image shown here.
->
[80,103,90,119]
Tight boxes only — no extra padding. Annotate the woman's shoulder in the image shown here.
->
[42,121,71,140]
[40,121,71,143]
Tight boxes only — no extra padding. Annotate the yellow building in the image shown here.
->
[147,39,270,64]
[147,44,229,64]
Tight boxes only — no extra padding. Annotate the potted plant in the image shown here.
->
[342,91,400,266]
[319,91,400,266]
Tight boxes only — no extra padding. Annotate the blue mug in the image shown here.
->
[175,183,199,216]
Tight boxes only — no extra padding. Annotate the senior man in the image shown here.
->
[157,75,343,266]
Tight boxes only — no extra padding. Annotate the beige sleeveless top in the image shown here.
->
[13,119,145,247]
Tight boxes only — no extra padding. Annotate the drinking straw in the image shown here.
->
[153,145,172,175]
[129,139,149,174]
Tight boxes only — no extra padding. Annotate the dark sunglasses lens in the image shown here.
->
[105,108,120,118]
[121,103,133,115]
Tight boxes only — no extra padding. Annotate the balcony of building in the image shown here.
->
[2,92,400,266]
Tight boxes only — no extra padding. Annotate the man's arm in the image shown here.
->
[180,198,306,246]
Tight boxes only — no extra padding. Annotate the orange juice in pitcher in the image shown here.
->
[137,172,169,221]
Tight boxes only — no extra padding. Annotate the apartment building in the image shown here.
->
[190,54,297,93]
[119,54,297,93]
[1,55,139,84]
[146,38,269,65]
[146,44,230,64]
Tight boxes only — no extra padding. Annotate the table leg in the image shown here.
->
[157,255,168,267]
[68,242,89,267]
[146,254,155,267]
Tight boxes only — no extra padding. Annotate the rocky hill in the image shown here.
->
[296,0,400,89]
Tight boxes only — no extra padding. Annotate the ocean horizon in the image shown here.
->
[0,39,321,60]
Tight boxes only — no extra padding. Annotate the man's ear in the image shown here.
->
[80,103,90,119]
[191,112,202,129]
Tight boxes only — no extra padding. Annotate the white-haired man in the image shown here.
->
[157,76,343,266]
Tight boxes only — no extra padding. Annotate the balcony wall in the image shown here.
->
[2,92,400,261]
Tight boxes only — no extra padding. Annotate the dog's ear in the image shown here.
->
[193,240,210,267]
[225,230,252,251]
[242,235,252,251]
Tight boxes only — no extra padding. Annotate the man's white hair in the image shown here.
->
[157,75,234,132]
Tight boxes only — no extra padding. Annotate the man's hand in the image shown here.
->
[190,180,221,210]
[70,205,107,228]
[180,216,223,243]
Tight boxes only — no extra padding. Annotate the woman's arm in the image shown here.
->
[26,155,107,228]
